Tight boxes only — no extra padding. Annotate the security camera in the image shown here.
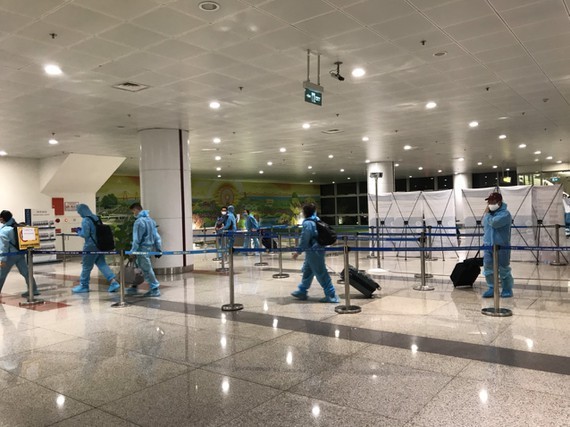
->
[369,172,383,178]
[330,61,345,81]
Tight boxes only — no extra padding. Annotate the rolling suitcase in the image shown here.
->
[340,265,380,298]
[450,257,482,287]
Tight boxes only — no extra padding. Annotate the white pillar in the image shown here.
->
[139,129,193,273]
[453,173,472,221]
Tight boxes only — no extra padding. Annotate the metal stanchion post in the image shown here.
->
[413,231,434,291]
[216,234,229,273]
[61,234,67,264]
[426,225,438,261]
[550,224,568,266]
[19,248,44,307]
[203,225,207,247]
[112,250,129,308]
[272,234,289,278]
[482,245,513,317]
[335,239,361,314]
[213,233,221,261]
[414,227,433,279]
[222,247,244,311]
[254,231,268,266]
[338,235,347,283]
[354,232,361,272]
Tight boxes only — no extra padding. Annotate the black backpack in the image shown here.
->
[311,219,337,246]
[10,223,24,251]
[87,217,115,250]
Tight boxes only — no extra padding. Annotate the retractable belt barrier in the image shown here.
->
[9,236,569,317]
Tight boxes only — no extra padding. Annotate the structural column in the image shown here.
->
[453,173,472,221]
[139,129,193,274]
[366,162,395,195]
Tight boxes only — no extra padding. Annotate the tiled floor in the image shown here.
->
[0,250,568,426]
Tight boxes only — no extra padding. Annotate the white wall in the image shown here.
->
[0,157,52,220]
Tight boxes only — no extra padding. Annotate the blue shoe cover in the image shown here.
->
[291,290,308,300]
[319,294,340,303]
[108,282,120,293]
[500,289,513,298]
[143,289,160,297]
[72,285,89,293]
[125,287,139,295]
[482,288,494,298]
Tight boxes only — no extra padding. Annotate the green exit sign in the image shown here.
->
[304,88,322,106]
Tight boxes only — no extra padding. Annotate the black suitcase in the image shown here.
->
[340,265,380,298]
[261,237,277,249]
[450,258,482,287]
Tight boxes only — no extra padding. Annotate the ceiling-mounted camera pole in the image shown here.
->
[307,49,310,82]
[317,53,321,86]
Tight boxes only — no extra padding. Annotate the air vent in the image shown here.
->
[112,82,149,92]
[321,129,344,135]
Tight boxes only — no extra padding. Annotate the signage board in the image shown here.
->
[17,226,41,249]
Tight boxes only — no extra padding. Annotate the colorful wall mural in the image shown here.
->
[97,176,321,228]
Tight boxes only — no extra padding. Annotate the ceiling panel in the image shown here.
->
[0,0,568,180]
[131,6,206,36]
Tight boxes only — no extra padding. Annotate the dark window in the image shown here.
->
[472,172,498,188]
[337,196,358,214]
[320,184,335,196]
[410,177,434,191]
[320,198,336,214]
[320,216,335,226]
[395,178,407,192]
[437,175,453,190]
[339,216,358,225]
[359,181,367,193]
[336,182,357,195]
[359,195,368,214]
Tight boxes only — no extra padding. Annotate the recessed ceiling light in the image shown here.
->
[214,156,221,161]
[213,137,221,143]
[209,101,220,109]
[534,158,539,162]
[492,165,498,169]
[362,136,369,142]
[217,174,222,178]
[395,163,399,167]
[279,147,286,153]
[48,137,58,145]
[352,68,366,77]
[340,169,345,172]
[328,154,334,159]
[499,134,507,139]
[506,168,510,171]
[267,161,273,166]
[259,170,264,174]
[365,159,370,163]
[44,64,62,75]
[556,160,562,163]
[308,165,312,169]
[409,175,413,178]
[458,157,465,162]
[469,121,479,128]
[347,177,351,180]
[438,169,442,173]
[332,181,335,184]
[0,150,7,156]
[418,166,423,170]
[477,162,483,166]
[425,101,437,109]
[310,180,313,183]
[302,123,311,129]
[546,156,553,160]
[404,145,412,150]
[198,1,220,12]
[498,116,508,120]
[216,167,221,171]
[534,150,541,155]
[518,144,526,148]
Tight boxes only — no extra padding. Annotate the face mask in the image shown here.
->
[489,204,499,212]
[221,211,227,215]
